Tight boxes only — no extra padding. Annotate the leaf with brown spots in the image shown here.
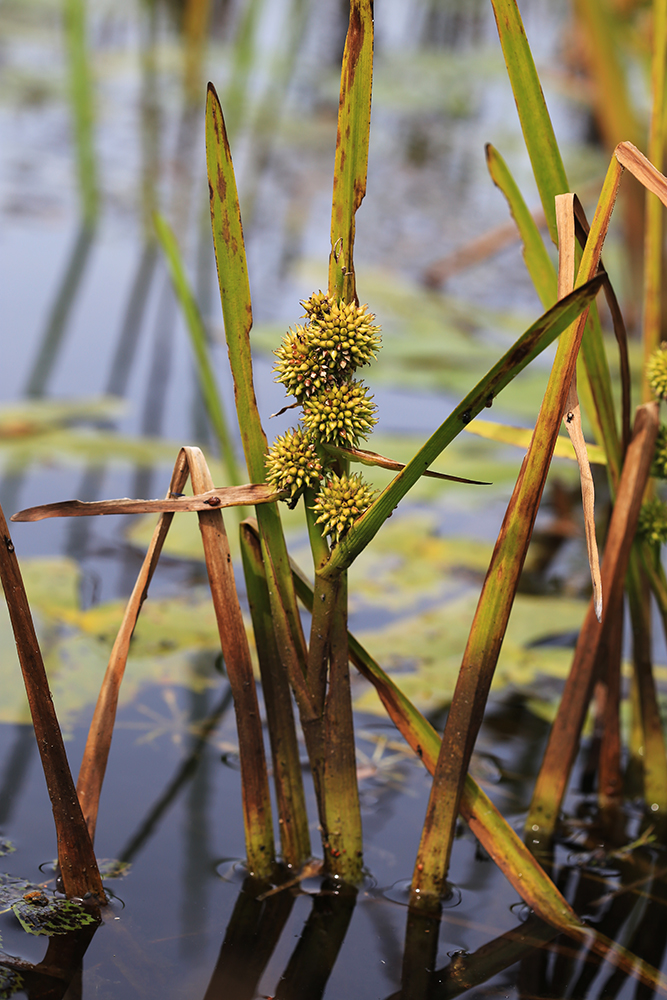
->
[328,0,374,304]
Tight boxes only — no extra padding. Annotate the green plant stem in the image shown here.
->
[490,0,624,481]
[239,520,311,867]
[643,0,667,398]
[154,212,242,487]
[489,0,568,244]
[320,573,362,881]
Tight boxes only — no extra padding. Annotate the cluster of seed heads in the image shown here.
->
[272,326,338,400]
[266,291,381,541]
[637,499,667,545]
[311,472,378,543]
[646,344,667,402]
[274,294,381,399]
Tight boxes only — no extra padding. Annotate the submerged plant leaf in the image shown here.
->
[465,418,607,465]
[11,895,98,936]
[354,590,588,716]
[0,558,227,725]
[0,397,124,438]
[96,859,131,879]
[0,428,181,472]
[0,966,23,998]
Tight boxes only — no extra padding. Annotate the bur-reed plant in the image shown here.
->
[12,1,667,993]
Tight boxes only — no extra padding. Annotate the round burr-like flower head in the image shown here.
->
[273,325,337,400]
[646,344,667,401]
[302,292,381,376]
[652,424,667,480]
[265,427,323,501]
[301,379,378,448]
[311,471,378,543]
[637,498,667,545]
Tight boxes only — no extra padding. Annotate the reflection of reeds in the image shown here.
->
[25,0,99,400]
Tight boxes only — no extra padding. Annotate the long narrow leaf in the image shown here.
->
[409,159,622,900]
[485,143,556,307]
[206,82,265,482]
[489,0,568,243]
[206,82,309,700]
[642,0,667,391]
[328,0,373,303]
[76,449,190,841]
[321,275,605,577]
[185,447,275,876]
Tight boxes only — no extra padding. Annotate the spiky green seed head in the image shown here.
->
[301,290,331,322]
[646,344,667,401]
[265,428,323,500]
[301,379,378,447]
[637,498,667,545]
[302,292,381,375]
[652,424,667,480]
[312,471,378,543]
[273,325,336,400]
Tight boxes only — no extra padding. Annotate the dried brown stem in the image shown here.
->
[185,447,275,875]
[12,483,280,522]
[76,449,190,841]
[0,504,104,902]
[526,402,660,843]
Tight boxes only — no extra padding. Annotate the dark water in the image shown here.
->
[2,0,666,997]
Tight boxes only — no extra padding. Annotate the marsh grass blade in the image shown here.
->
[75,449,191,842]
[328,0,373,304]
[527,403,660,843]
[184,446,274,876]
[322,278,605,578]
[408,165,620,907]
[239,520,311,867]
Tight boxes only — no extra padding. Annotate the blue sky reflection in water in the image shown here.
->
[0,0,661,997]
